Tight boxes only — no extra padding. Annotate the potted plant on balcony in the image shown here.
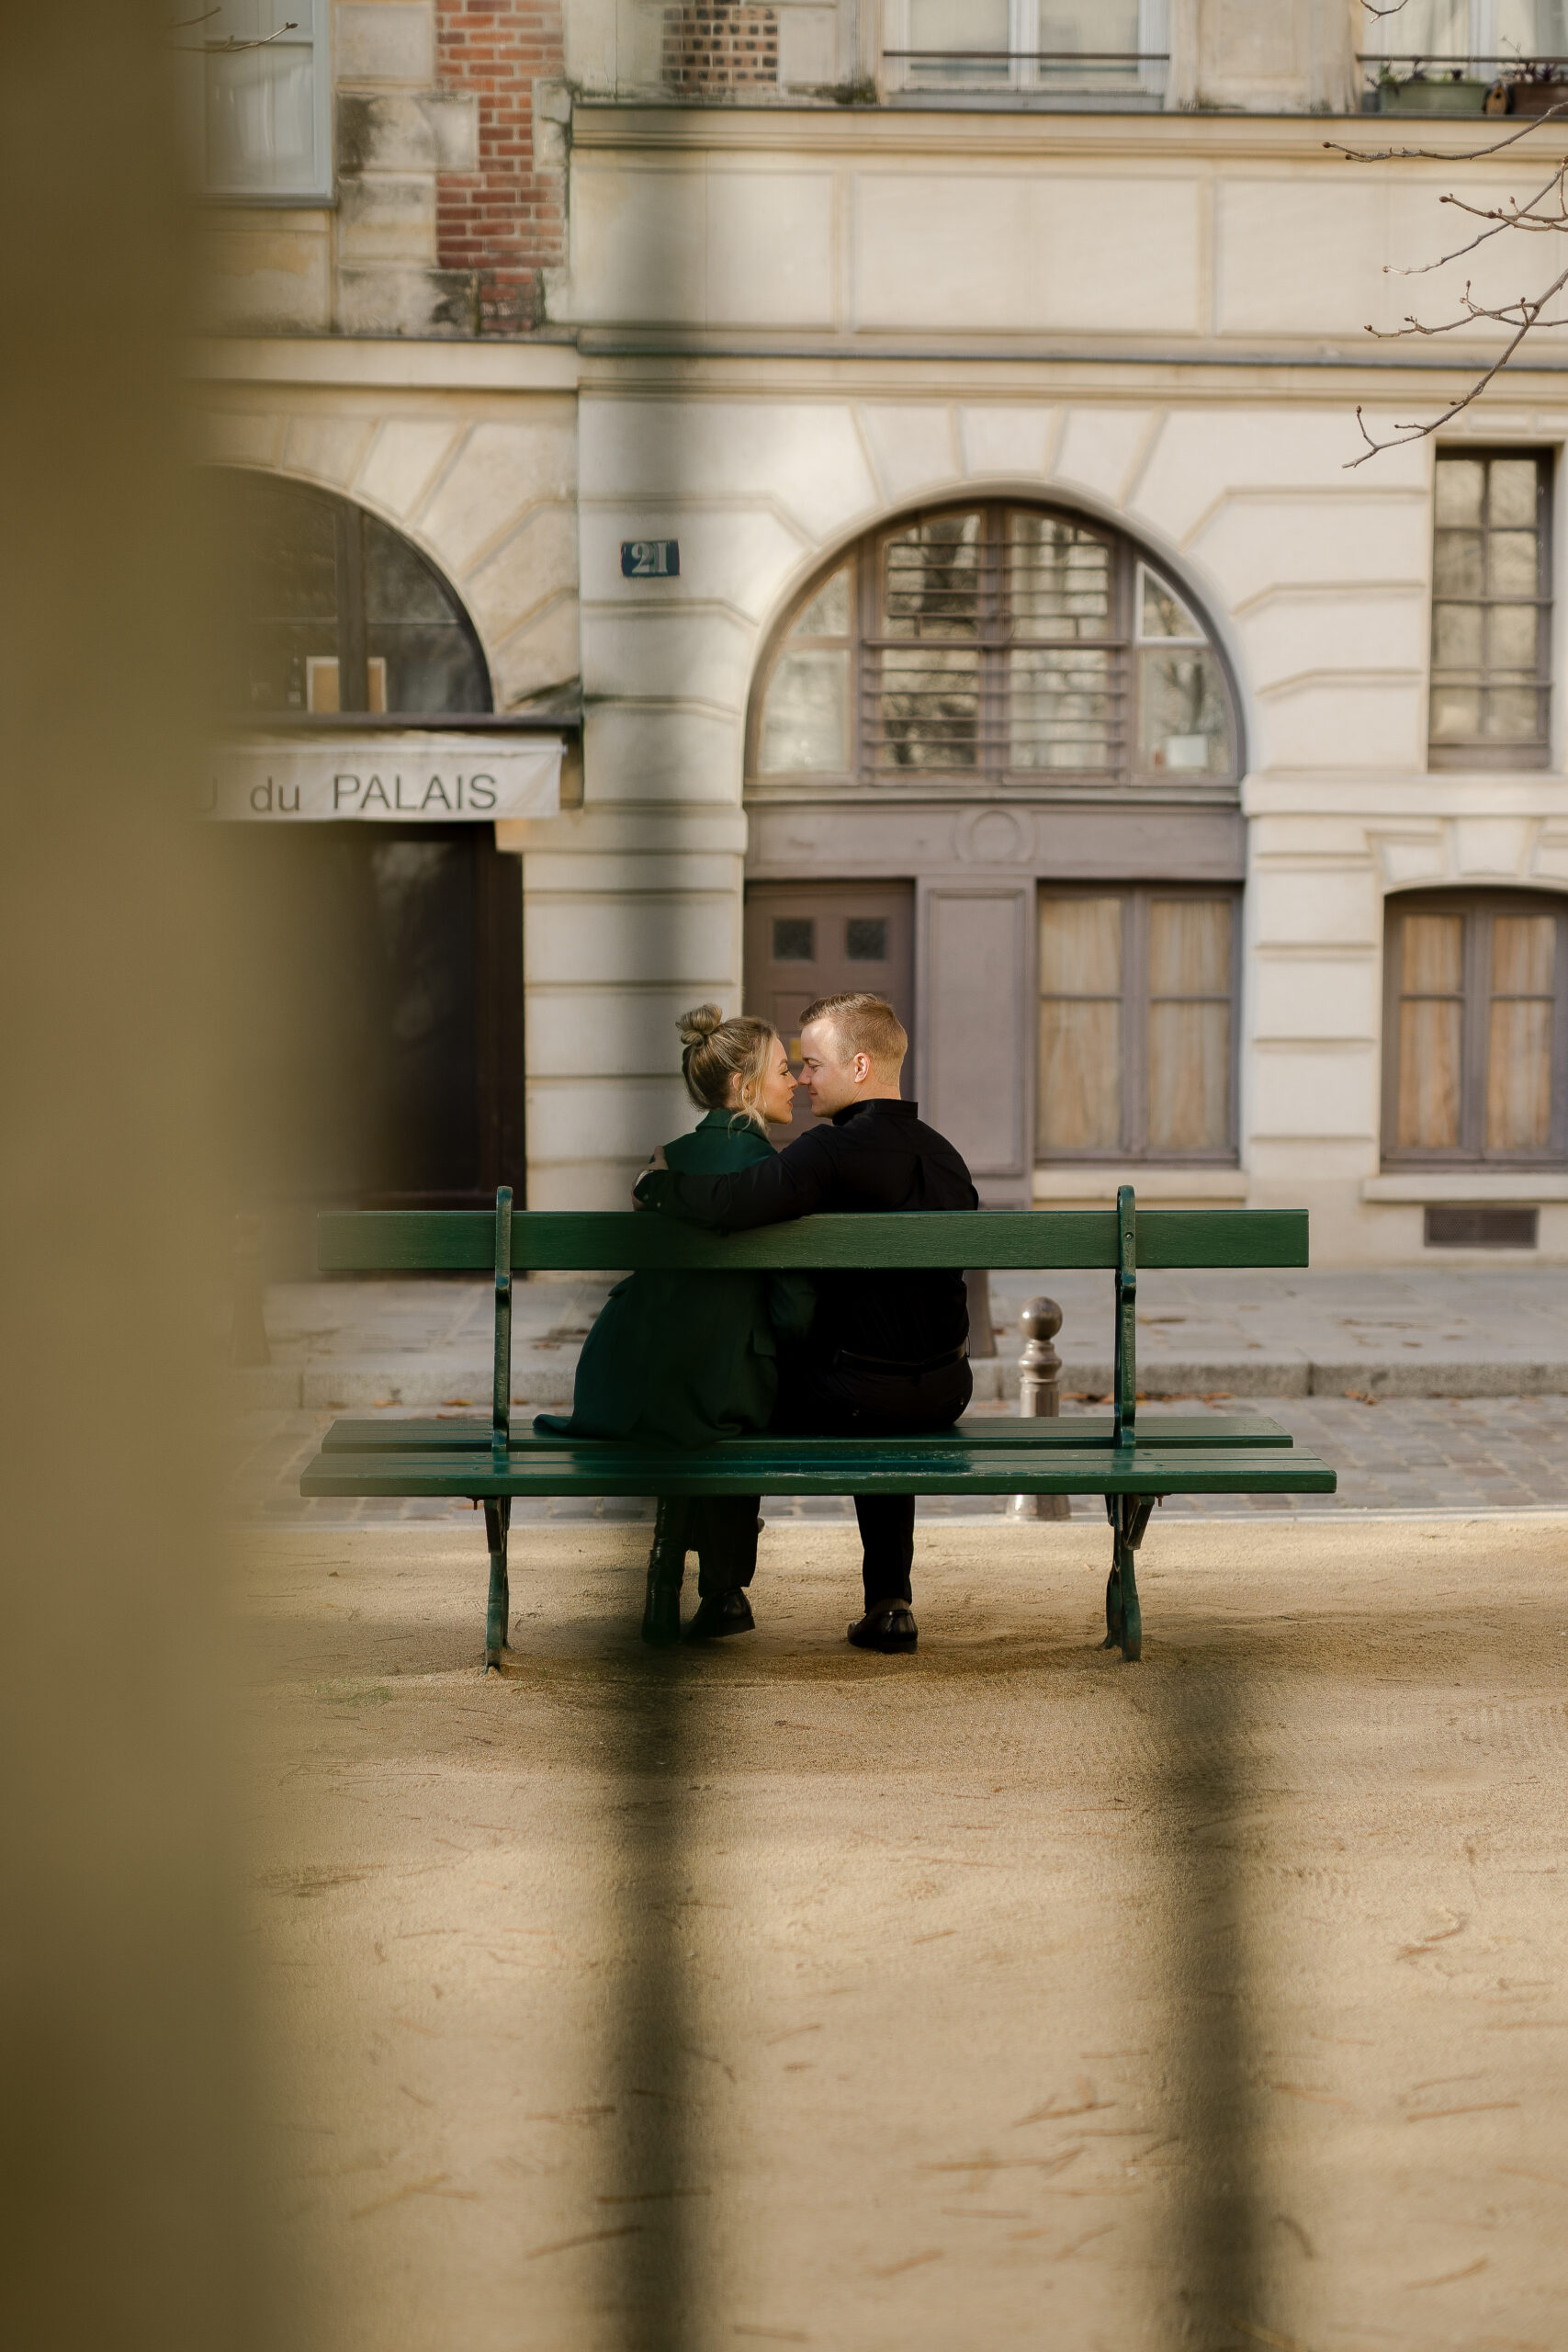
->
[1375,62,1488,114]
[1489,62,1568,115]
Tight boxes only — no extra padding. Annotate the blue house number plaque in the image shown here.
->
[621,538,680,578]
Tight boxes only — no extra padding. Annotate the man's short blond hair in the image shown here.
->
[800,991,908,1069]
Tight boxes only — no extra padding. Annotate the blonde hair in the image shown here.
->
[677,1003,778,1132]
[799,991,908,1069]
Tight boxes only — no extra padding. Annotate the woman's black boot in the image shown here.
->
[640,1497,690,1645]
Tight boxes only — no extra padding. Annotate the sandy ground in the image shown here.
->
[243,1513,1568,2352]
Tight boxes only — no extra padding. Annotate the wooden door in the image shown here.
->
[743,881,914,1140]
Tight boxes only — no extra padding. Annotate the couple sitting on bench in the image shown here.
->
[536,991,976,1655]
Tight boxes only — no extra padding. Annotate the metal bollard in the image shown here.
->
[1009,1295,1070,1521]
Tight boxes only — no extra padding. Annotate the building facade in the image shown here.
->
[196,0,1568,1261]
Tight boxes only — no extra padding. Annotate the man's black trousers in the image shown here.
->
[774,1354,973,1608]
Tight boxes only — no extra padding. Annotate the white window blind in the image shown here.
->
[185,0,332,200]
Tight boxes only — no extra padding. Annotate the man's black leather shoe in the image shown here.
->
[685,1589,756,1641]
[847,1602,918,1654]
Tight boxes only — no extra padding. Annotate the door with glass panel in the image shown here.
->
[743,884,915,1142]
[1036,888,1239,1163]
[1382,892,1568,1163]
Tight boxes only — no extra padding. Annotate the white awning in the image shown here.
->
[203,733,562,822]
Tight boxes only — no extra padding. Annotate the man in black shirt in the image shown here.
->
[634,991,977,1654]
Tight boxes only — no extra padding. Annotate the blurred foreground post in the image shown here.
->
[0,10,269,2352]
[1009,1296,1071,1521]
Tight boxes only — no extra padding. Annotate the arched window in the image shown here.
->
[1382,889,1568,1168]
[750,501,1237,792]
[209,469,491,718]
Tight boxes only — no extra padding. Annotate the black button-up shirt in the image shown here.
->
[637,1097,978,1367]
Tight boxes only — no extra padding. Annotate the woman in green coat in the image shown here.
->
[536,1004,810,1645]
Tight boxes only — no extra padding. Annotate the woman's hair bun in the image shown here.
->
[677,1002,725,1047]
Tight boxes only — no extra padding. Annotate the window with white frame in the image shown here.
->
[182,0,333,200]
[1364,1,1568,74]
[884,0,1169,102]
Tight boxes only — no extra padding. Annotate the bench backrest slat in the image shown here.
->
[318,1205,1309,1275]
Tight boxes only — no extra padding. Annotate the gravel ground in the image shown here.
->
[246,1513,1568,2352]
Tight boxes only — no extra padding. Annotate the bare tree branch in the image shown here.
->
[1325,101,1568,168]
[1326,25,1568,469]
[167,15,299,53]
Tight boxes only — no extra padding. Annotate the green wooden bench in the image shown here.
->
[299,1185,1335,1669]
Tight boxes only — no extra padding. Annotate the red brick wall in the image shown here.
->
[664,4,779,93]
[435,2,566,335]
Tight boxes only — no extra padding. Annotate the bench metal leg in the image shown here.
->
[1101,1495,1156,1663]
[640,1495,689,1646]
[483,1497,511,1671]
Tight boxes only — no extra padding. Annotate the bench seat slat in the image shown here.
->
[300,1443,1337,1500]
[316,1206,1309,1275]
[319,1413,1297,1455]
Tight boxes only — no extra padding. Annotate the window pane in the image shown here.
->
[1371,0,1467,54]
[207,44,319,195]
[883,514,983,640]
[1429,684,1483,741]
[1485,603,1539,673]
[1432,603,1483,672]
[1483,685,1543,741]
[1139,571,1202,641]
[907,0,1009,85]
[909,0,1008,51]
[1137,648,1232,775]
[877,646,979,770]
[1495,992,1551,1148]
[1402,911,1464,994]
[1488,453,1540,526]
[1397,1000,1463,1148]
[1039,896,1122,995]
[1039,1001,1122,1153]
[1149,899,1231,996]
[846,918,887,962]
[1488,530,1540,596]
[773,919,814,961]
[1434,456,1484,526]
[213,471,337,714]
[363,514,489,713]
[1432,531,1483,598]
[1148,1001,1230,1152]
[1010,647,1114,770]
[761,649,851,772]
[1006,516,1112,639]
[1493,912,1555,996]
[793,566,850,639]
[1487,1001,1553,1149]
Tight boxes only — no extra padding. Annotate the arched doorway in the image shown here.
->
[205,470,531,1243]
[743,497,1245,1202]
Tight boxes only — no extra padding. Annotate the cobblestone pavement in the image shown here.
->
[235,1392,1568,1528]
[246,1263,1568,1405]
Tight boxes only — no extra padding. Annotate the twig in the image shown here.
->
[167,17,299,53]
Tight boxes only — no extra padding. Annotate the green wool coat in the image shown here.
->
[535,1110,814,1451]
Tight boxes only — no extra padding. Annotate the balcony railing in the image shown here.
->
[883,49,1169,107]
